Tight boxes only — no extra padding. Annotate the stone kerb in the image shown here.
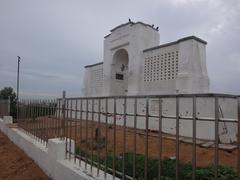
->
[3,116,13,124]
[48,138,75,160]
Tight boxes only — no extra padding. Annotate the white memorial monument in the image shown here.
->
[80,21,236,144]
[82,20,209,97]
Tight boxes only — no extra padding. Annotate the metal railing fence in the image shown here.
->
[18,99,60,144]
[17,93,240,180]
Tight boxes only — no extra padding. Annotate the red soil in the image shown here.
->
[0,130,51,180]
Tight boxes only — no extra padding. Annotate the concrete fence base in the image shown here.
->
[0,118,115,180]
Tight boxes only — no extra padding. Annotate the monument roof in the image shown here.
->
[143,36,207,52]
[104,21,158,38]
[84,62,103,68]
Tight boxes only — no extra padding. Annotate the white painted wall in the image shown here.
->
[0,119,117,180]
[63,96,237,144]
[103,22,160,96]
[82,63,103,97]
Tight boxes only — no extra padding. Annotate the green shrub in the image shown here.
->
[75,147,237,180]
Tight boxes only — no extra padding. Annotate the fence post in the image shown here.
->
[61,91,66,139]
[8,96,10,116]
[237,96,240,179]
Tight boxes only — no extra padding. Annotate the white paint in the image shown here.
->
[3,116,13,123]
[63,96,237,144]
[82,21,209,96]
[0,119,118,180]
[79,21,236,143]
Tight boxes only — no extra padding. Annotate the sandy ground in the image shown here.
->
[0,130,51,180]
[75,123,238,169]
[19,118,238,169]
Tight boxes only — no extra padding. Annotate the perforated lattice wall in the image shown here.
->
[90,68,103,88]
[144,51,179,82]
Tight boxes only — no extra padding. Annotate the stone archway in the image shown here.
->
[111,49,129,95]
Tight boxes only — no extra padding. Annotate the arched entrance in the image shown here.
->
[111,49,129,95]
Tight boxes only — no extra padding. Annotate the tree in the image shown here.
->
[0,87,17,118]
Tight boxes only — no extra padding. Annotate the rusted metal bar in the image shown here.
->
[58,99,61,138]
[113,98,116,179]
[28,100,31,135]
[20,100,23,131]
[29,100,32,135]
[85,99,89,169]
[65,99,69,158]
[48,100,51,139]
[79,99,83,166]
[122,97,127,180]
[51,99,54,138]
[52,99,54,137]
[31,100,34,138]
[55,99,57,137]
[35,100,39,141]
[56,99,58,137]
[144,98,149,180]
[36,100,40,141]
[192,96,196,180]
[238,97,240,179]
[176,97,180,180]
[104,98,108,179]
[158,98,162,180]
[214,97,219,179]
[74,99,78,163]
[69,99,73,159]
[91,99,94,172]
[97,98,101,176]
[36,100,39,141]
[28,101,34,135]
[33,100,36,138]
[42,100,45,143]
[47,100,50,143]
[44,100,47,142]
[62,91,66,140]
[25,100,27,133]
[237,97,240,179]
[48,100,51,143]
[34,100,37,139]
[40,100,43,143]
[133,98,137,180]
[31,100,33,136]
[27,100,29,134]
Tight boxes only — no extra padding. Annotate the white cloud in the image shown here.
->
[169,0,207,5]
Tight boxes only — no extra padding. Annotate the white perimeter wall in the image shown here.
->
[63,97,237,144]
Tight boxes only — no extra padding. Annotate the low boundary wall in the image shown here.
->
[0,118,114,180]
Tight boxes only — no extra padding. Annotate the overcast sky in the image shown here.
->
[0,0,239,98]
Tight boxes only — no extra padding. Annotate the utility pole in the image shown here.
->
[17,56,20,122]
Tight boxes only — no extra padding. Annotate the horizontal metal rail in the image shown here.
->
[15,93,240,180]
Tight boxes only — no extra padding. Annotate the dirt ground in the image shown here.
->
[0,130,51,180]
[75,123,238,169]
[19,117,238,169]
